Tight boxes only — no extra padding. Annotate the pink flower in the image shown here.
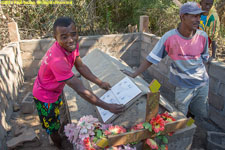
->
[104,125,126,135]
[165,145,168,150]
[150,114,165,133]
[64,123,80,143]
[83,137,96,150]
[161,112,176,123]
[146,138,158,149]
[131,122,144,131]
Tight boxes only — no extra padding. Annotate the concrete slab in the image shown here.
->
[63,49,195,150]
[6,128,40,149]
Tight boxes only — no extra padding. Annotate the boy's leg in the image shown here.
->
[189,83,209,119]
[59,91,69,135]
[50,131,62,148]
[175,87,194,116]
[33,97,63,148]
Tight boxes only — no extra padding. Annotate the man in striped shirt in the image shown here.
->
[123,2,209,119]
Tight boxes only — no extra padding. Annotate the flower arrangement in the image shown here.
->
[64,112,176,150]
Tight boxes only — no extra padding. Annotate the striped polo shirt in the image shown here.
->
[146,29,209,88]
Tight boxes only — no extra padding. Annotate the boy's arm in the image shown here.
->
[74,56,111,90]
[65,75,124,113]
[122,59,152,78]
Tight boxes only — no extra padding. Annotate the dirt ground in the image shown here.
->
[6,78,223,150]
[6,79,73,150]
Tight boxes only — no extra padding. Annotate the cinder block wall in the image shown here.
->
[0,43,24,150]
[140,32,225,131]
[208,61,225,130]
[19,33,141,80]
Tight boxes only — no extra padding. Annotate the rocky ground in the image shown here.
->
[6,79,73,150]
[5,77,224,150]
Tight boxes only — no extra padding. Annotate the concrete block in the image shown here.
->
[151,36,160,46]
[207,131,225,150]
[21,92,34,114]
[162,78,176,93]
[79,38,98,47]
[39,39,55,51]
[99,33,140,45]
[209,106,225,131]
[147,67,164,84]
[157,61,170,75]
[208,91,224,111]
[141,34,152,43]
[20,40,41,52]
[33,50,46,60]
[208,61,225,83]
[141,41,150,51]
[209,77,220,93]
[79,47,89,57]
[139,15,149,32]
[14,125,27,136]
[140,49,148,61]
[21,52,33,61]
[8,22,20,42]
[218,83,225,97]
[13,102,20,112]
[168,124,196,150]
[22,59,41,69]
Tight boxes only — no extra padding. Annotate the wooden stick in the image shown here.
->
[145,92,159,122]
[107,118,190,146]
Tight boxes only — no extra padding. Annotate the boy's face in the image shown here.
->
[200,0,213,14]
[54,23,78,52]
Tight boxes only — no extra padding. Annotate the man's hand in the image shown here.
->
[121,69,136,78]
[107,104,125,114]
[99,82,111,90]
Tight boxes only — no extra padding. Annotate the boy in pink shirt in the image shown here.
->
[33,17,124,149]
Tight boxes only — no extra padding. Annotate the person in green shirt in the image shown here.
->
[199,0,220,58]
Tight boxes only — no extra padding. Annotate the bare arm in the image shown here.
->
[122,59,153,78]
[65,76,124,113]
[75,56,110,90]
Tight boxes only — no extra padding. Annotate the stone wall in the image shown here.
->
[0,43,24,149]
[140,32,225,131]
[19,33,141,80]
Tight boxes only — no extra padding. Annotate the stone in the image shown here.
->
[14,125,27,137]
[209,106,225,131]
[13,102,20,112]
[139,15,149,32]
[21,92,35,114]
[207,131,225,150]
[208,91,224,111]
[8,22,20,42]
[6,128,39,149]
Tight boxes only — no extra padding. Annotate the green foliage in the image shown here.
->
[143,122,152,132]
[1,0,224,39]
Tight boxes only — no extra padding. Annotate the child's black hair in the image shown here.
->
[53,17,75,35]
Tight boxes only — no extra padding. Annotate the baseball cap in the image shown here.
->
[180,2,205,15]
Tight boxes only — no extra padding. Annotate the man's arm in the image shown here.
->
[74,56,110,90]
[122,59,152,78]
[65,76,124,114]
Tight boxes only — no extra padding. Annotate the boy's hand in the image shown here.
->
[107,104,125,114]
[99,82,111,90]
[121,69,135,78]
